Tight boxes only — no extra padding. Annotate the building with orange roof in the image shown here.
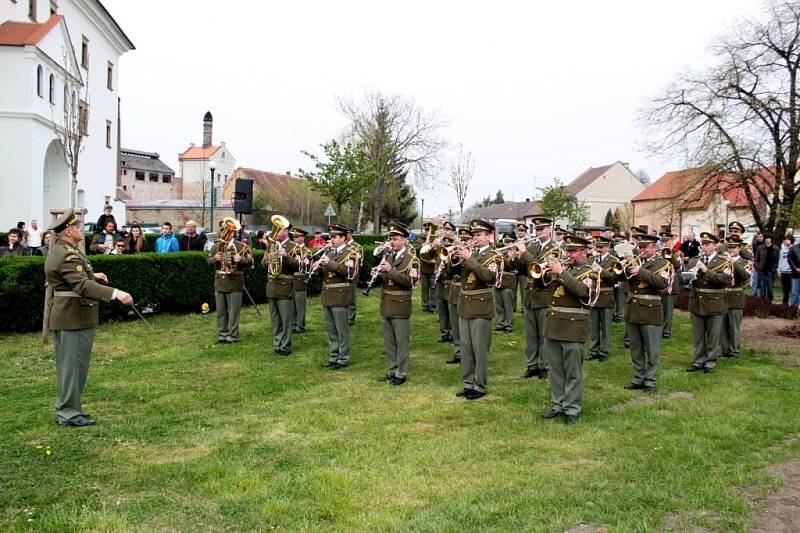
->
[0,1,134,229]
[177,111,236,190]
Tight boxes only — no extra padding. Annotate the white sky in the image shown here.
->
[104,0,763,217]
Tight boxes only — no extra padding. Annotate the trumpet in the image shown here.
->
[611,255,641,278]
[661,247,683,261]
[440,241,473,266]
[529,248,563,282]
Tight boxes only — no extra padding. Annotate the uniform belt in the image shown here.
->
[273,274,293,280]
[461,288,492,295]
[383,290,411,295]
[631,293,661,301]
[216,271,242,276]
[696,288,725,293]
[599,287,614,292]
[324,282,351,289]
[451,282,461,287]
[726,287,744,292]
[54,290,80,297]
[550,306,590,315]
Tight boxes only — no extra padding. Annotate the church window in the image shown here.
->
[135,171,145,181]
[48,74,55,104]
[81,36,89,69]
[36,65,43,97]
[221,152,225,159]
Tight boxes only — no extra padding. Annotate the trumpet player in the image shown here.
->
[727,221,753,260]
[616,234,669,393]
[587,236,617,362]
[514,223,532,310]
[494,233,518,334]
[454,219,502,400]
[262,221,299,356]
[720,236,751,359]
[659,231,681,339]
[208,217,253,344]
[436,221,457,343]
[541,234,594,424]
[376,221,417,386]
[514,216,557,380]
[320,223,360,370]
[345,226,362,327]
[290,228,310,334]
[445,227,473,364]
[686,232,732,373]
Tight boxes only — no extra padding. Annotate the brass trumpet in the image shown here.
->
[611,255,641,278]
[529,248,563,281]
[439,241,473,266]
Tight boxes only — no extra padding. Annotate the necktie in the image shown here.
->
[702,257,708,265]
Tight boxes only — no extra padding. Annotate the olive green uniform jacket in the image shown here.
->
[517,239,559,309]
[687,255,732,316]
[724,257,750,309]
[379,249,414,318]
[457,247,501,319]
[321,246,359,307]
[591,253,618,308]
[616,256,670,325]
[263,240,299,299]
[207,241,253,292]
[543,263,592,343]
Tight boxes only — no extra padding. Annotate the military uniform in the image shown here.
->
[345,234,362,326]
[659,233,682,338]
[44,209,122,426]
[720,238,750,358]
[687,233,732,372]
[457,220,502,399]
[290,230,310,333]
[542,235,594,422]
[208,222,254,344]
[494,235,517,333]
[321,224,360,369]
[728,222,753,260]
[418,227,437,312]
[435,253,453,342]
[618,236,670,391]
[588,240,617,362]
[263,238,299,354]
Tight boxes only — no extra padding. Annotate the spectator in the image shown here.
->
[16,221,28,247]
[125,224,148,253]
[119,225,129,240]
[788,237,800,307]
[680,233,700,261]
[308,231,326,248]
[0,228,29,256]
[779,235,794,304]
[754,235,778,300]
[27,219,42,249]
[155,221,179,253]
[110,238,128,255]
[179,220,207,251]
[254,230,268,250]
[96,205,115,234]
[33,231,52,256]
[89,220,118,254]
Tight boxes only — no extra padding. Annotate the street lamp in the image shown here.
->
[209,160,217,232]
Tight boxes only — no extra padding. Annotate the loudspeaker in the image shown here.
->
[233,178,254,214]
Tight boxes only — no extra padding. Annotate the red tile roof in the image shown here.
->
[0,14,63,46]
[631,167,711,202]
[566,164,614,195]
[179,145,221,159]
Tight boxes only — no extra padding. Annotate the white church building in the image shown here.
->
[0,0,133,230]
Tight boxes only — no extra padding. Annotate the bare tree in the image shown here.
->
[642,0,800,238]
[51,52,88,210]
[338,91,447,231]
[448,143,475,214]
[635,168,652,186]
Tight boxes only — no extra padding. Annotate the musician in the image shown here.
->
[513,216,557,379]
[720,236,750,359]
[376,221,418,385]
[541,234,594,424]
[494,233,517,334]
[587,236,617,362]
[616,234,670,392]
[658,232,682,339]
[454,219,502,400]
[444,227,472,364]
[345,226,362,326]
[554,226,566,248]
[612,233,627,322]
[320,223,360,370]
[622,227,647,349]
[208,217,253,344]
[290,228,310,334]
[262,222,299,355]
[418,222,437,312]
[435,222,456,343]
[686,232,732,373]
[727,221,753,260]
[514,223,531,311]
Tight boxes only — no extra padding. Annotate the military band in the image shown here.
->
[659,231,681,339]
[436,222,457,342]
[494,233,517,334]
[291,228,310,334]
[320,223,360,370]
[262,217,299,355]
[588,236,617,362]
[208,217,254,345]
[345,226,362,326]
[720,235,750,359]
[418,222,437,313]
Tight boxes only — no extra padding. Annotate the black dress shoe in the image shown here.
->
[503,328,513,334]
[624,382,644,390]
[564,414,578,424]
[322,361,337,368]
[390,376,406,386]
[538,370,549,380]
[596,355,608,362]
[643,385,657,393]
[377,374,392,382]
[720,353,734,358]
[331,362,347,370]
[542,408,562,419]
[703,367,715,373]
[521,367,538,379]
[587,353,600,361]
[445,357,461,364]
[216,339,228,344]
[438,336,450,343]
[465,389,485,400]
[686,366,703,372]
[494,325,505,331]
[456,388,470,397]
[58,416,96,427]
[662,334,671,339]
[623,342,630,348]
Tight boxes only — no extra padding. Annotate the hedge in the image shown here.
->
[0,245,378,332]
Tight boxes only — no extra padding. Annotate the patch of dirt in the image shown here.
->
[739,316,800,361]
[611,391,694,413]
[658,510,719,532]
[751,458,800,532]
[567,525,607,533]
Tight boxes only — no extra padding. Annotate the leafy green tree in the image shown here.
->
[493,190,505,204]
[604,209,614,227]
[537,179,589,228]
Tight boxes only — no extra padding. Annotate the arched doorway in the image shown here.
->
[43,139,70,217]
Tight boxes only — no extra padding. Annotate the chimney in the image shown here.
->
[202,111,213,148]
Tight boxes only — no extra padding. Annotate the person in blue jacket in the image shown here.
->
[155,221,179,253]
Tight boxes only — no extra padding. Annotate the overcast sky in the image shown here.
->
[104,0,763,217]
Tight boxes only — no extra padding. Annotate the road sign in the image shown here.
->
[324,204,336,217]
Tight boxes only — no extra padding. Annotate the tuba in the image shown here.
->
[264,214,290,277]
[216,217,251,274]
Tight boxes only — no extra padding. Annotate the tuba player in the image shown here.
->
[207,217,253,344]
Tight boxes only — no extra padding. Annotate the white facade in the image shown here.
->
[569,161,647,227]
[0,1,133,230]
[179,142,236,188]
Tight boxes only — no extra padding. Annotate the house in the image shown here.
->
[564,162,646,227]
[119,148,179,201]
[457,200,540,228]
[177,111,235,189]
[631,167,763,238]
[0,1,134,229]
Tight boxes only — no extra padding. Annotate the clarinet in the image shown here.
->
[304,243,332,284]
[363,249,393,296]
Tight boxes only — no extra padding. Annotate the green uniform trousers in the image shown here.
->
[494,287,515,330]
[420,273,434,311]
[523,307,548,371]
[661,294,676,338]
[293,290,307,331]
[448,302,461,360]
[382,316,410,378]
[459,316,491,393]
[437,298,451,337]
[590,307,613,359]
[543,338,584,416]
[690,313,724,369]
[516,275,527,313]
[720,309,743,358]
[53,328,95,424]
[348,285,357,326]
[323,305,351,365]
[269,297,294,352]
[628,323,661,387]
[216,291,242,342]
[613,285,624,320]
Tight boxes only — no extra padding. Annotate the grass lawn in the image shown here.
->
[1,293,799,531]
